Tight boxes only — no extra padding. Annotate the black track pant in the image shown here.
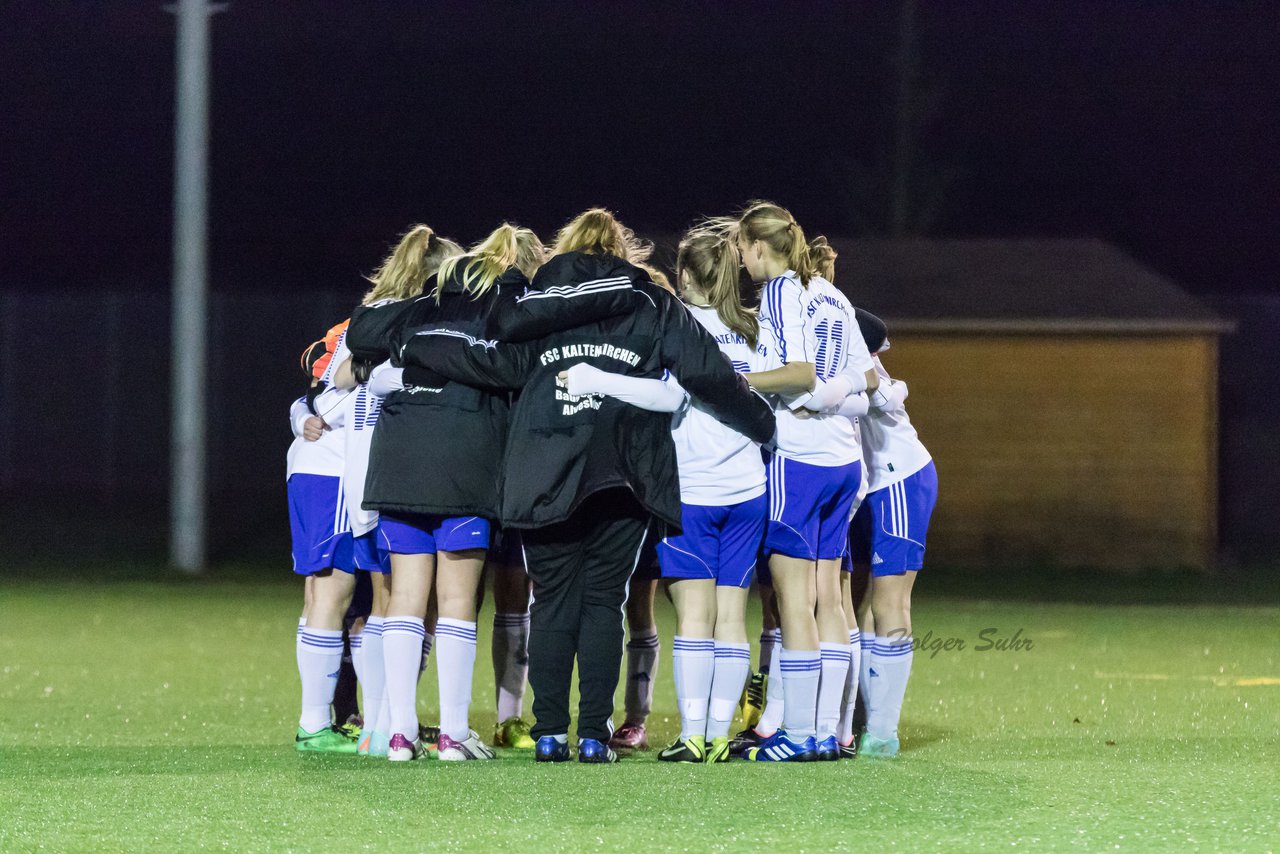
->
[523,489,651,742]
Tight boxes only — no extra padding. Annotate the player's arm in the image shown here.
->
[748,278,816,396]
[657,295,775,444]
[485,275,641,342]
[558,364,687,413]
[868,379,908,412]
[399,325,533,391]
[346,299,418,362]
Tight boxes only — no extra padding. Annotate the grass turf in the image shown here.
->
[1,574,1277,852]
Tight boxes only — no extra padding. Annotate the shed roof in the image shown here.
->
[823,238,1232,334]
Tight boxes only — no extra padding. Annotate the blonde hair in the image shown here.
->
[808,235,837,281]
[553,208,652,264]
[678,227,758,349]
[434,224,546,302]
[639,264,674,295]
[363,225,463,304]
[735,200,816,287]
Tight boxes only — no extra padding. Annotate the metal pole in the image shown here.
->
[170,0,217,573]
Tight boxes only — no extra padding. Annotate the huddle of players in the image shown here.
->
[286,202,936,763]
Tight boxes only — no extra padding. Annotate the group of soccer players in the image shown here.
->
[286,203,937,764]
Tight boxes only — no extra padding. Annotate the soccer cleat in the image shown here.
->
[728,727,767,757]
[838,738,858,759]
[577,738,618,764]
[815,735,841,761]
[386,732,423,762]
[858,731,900,758]
[535,736,571,763]
[657,735,706,763]
[705,736,731,764]
[295,724,359,754]
[494,717,536,749]
[437,730,497,761]
[340,714,363,741]
[368,730,390,757]
[746,730,818,762]
[608,722,648,751]
[418,724,441,745]
[739,671,767,728]
[357,731,372,756]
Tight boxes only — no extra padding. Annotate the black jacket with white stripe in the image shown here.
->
[351,268,524,521]
[400,252,776,530]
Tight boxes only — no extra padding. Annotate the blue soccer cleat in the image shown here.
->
[747,730,818,762]
[815,735,841,761]
[535,736,571,763]
[577,738,619,764]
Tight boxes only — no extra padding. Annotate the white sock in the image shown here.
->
[779,648,820,740]
[859,632,876,714]
[816,642,851,740]
[361,617,386,735]
[435,618,477,741]
[383,616,425,739]
[672,636,715,739]
[349,631,365,710]
[295,617,307,680]
[419,632,435,680]
[867,636,913,740]
[297,627,343,732]
[758,628,781,674]
[756,638,786,735]
[838,629,862,745]
[492,611,530,721]
[624,629,660,724]
[708,641,751,740]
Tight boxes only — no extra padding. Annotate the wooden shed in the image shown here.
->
[825,238,1232,571]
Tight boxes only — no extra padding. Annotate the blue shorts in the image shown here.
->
[851,462,938,576]
[765,456,863,561]
[288,474,384,575]
[658,494,767,588]
[378,513,491,556]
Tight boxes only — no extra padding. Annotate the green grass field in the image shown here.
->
[1,571,1277,852]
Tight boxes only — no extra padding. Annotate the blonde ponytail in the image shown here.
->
[808,235,837,281]
[736,200,817,287]
[434,223,547,301]
[553,208,653,264]
[363,224,463,304]
[678,227,758,349]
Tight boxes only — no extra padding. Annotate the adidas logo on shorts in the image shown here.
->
[871,553,884,565]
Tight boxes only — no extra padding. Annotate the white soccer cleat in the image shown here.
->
[436,730,496,761]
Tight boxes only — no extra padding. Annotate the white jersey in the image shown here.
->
[316,332,382,537]
[285,389,349,479]
[859,355,932,492]
[670,305,768,506]
[757,271,872,467]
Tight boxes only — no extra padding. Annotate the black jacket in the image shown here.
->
[348,269,526,520]
[400,252,775,530]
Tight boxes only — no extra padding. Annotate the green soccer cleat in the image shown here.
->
[494,716,536,749]
[704,736,731,764]
[657,735,706,763]
[339,715,362,742]
[857,730,900,758]
[295,725,359,754]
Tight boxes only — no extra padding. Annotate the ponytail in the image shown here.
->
[434,223,547,301]
[553,207,653,264]
[678,227,758,349]
[736,200,817,287]
[363,224,463,304]
[808,235,837,281]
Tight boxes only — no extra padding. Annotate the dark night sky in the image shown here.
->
[2,0,1277,297]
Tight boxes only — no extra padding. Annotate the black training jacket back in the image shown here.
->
[400,252,776,530]
[348,269,526,520]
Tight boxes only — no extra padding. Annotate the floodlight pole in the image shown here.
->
[169,0,221,573]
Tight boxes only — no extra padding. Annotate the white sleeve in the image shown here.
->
[289,398,311,438]
[562,363,687,413]
[837,391,870,419]
[761,277,810,365]
[367,361,404,398]
[311,385,351,428]
[869,379,908,412]
[801,374,855,412]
